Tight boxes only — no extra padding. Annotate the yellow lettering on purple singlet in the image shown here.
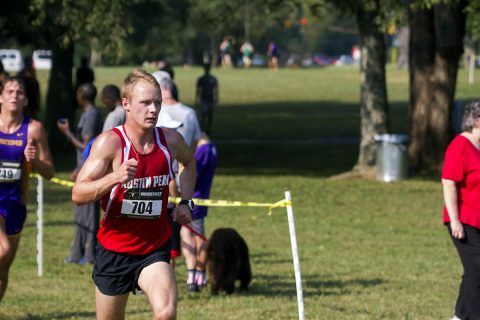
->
[0,138,23,147]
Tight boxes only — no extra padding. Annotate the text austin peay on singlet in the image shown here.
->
[121,174,169,190]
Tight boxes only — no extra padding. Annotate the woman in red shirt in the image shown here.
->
[442,100,480,320]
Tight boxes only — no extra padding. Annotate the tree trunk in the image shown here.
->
[353,0,389,171]
[408,6,435,170]
[431,2,465,166]
[408,1,466,171]
[45,39,74,150]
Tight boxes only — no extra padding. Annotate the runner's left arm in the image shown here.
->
[164,129,196,224]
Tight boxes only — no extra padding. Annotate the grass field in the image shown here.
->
[2,65,480,319]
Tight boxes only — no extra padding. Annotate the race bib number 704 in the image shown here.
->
[120,188,163,219]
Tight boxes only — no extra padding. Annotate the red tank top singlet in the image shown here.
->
[98,126,175,255]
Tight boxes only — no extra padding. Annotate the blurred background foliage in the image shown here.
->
[0,0,362,66]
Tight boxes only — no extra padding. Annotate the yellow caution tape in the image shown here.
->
[49,177,75,188]
[29,174,291,214]
[169,197,291,215]
[30,173,75,188]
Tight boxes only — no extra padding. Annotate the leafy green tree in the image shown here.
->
[105,0,193,65]
[465,0,480,46]
[0,0,38,46]
[27,0,130,148]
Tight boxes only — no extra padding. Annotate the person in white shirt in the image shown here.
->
[152,71,203,292]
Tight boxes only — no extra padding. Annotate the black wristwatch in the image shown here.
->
[179,199,194,212]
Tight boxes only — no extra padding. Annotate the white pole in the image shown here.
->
[36,176,43,276]
[469,52,475,85]
[285,191,304,320]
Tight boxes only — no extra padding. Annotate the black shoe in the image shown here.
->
[186,283,199,292]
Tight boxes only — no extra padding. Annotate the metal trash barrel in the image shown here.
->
[374,134,409,182]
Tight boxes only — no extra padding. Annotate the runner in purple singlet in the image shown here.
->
[0,76,54,302]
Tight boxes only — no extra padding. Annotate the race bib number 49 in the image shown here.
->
[120,188,163,219]
[0,161,21,182]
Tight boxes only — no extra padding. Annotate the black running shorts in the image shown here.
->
[92,240,171,295]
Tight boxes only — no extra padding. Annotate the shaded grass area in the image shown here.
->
[211,100,409,142]
[216,143,358,176]
[210,100,408,177]
[213,101,362,140]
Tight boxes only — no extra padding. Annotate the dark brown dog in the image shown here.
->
[206,228,252,295]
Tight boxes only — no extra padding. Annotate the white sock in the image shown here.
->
[187,269,196,284]
[195,270,206,286]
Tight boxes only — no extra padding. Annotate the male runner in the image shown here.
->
[72,69,196,319]
[0,76,54,302]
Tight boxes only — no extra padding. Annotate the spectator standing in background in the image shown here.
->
[73,56,95,109]
[267,41,279,70]
[17,57,40,119]
[152,71,201,154]
[100,84,126,132]
[442,100,480,320]
[153,71,202,291]
[219,37,232,68]
[76,56,94,88]
[352,45,361,65]
[195,63,218,135]
[159,62,179,101]
[184,132,218,291]
[57,83,103,265]
[240,41,254,69]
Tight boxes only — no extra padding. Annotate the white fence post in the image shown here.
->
[36,175,43,276]
[285,191,304,320]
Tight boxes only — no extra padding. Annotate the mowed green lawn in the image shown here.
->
[2,65,480,319]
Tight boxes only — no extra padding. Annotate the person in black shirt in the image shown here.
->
[73,56,95,110]
[17,57,40,119]
[160,63,179,101]
[76,56,94,87]
[195,63,218,135]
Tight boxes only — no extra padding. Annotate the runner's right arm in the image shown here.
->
[72,131,137,204]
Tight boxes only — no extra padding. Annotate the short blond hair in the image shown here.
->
[122,69,161,102]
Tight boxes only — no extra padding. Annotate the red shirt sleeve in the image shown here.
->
[442,136,469,182]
